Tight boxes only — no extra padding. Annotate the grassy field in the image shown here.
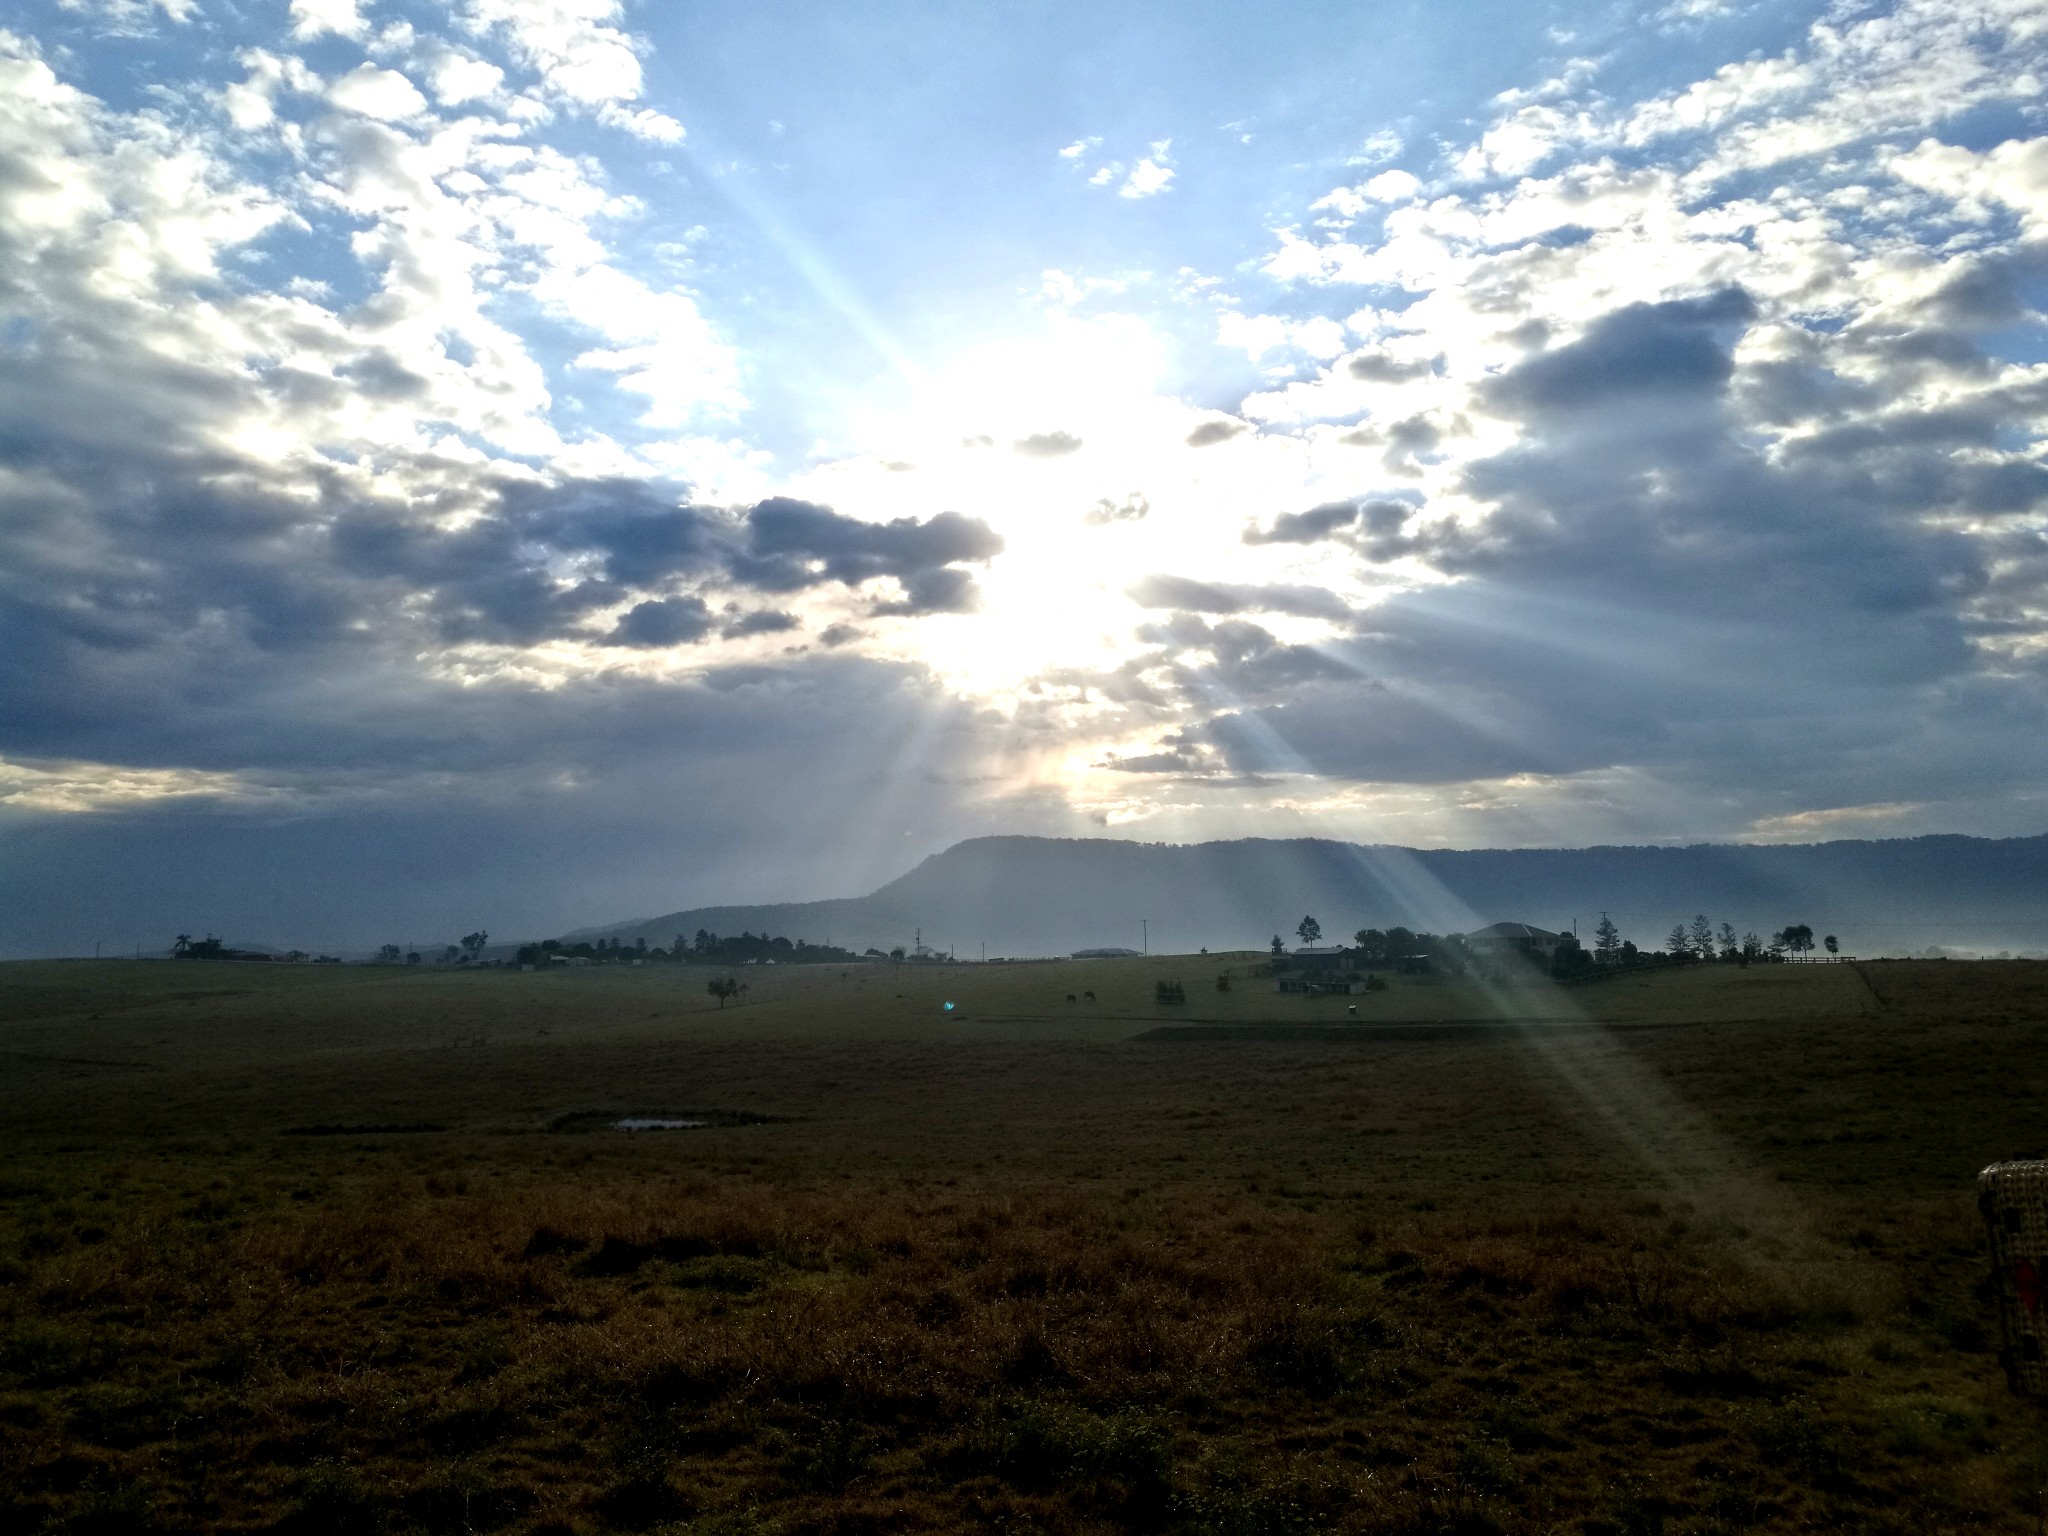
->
[2,953,2045,1534]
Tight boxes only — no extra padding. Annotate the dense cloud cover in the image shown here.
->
[0,0,2045,953]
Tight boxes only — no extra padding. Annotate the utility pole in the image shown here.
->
[1141,919,1148,955]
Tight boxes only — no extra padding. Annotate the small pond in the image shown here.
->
[548,1108,778,1133]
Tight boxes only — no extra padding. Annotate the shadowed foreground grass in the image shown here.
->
[2,958,2045,1533]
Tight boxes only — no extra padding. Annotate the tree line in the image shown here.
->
[513,930,859,967]
[1273,912,1838,982]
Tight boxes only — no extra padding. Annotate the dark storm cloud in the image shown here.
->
[610,595,714,647]
[0,651,1030,957]
[1241,497,1421,549]
[1188,284,2048,808]
[721,609,801,638]
[731,498,1003,614]
[1185,418,1247,446]
[1126,574,1351,621]
[1139,612,1354,696]
[1347,350,1435,383]
[1244,500,1359,545]
[1484,287,1756,418]
[1013,431,1083,457]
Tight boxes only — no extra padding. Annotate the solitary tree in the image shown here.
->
[378,944,402,964]
[1297,915,1322,946]
[1593,914,1622,965]
[461,930,488,958]
[1270,934,1285,958]
[707,977,740,1008]
[1666,923,1690,959]
[1689,914,1715,960]
[1824,934,1839,955]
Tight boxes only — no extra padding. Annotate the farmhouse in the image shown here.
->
[1275,945,1372,995]
[1463,922,1564,962]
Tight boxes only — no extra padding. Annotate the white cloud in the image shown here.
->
[597,102,685,142]
[55,0,194,33]
[463,0,644,106]
[1655,0,1738,24]
[328,64,430,122]
[456,0,692,141]
[1891,134,2048,231]
[289,0,369,41]
[1351,128,1403,166]
[1121,141,1175,199]
[1059,137,1100,159]
[1364,168,1421,203]
[419,45,506,106]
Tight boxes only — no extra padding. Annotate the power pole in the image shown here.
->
[1142,919,1148,955]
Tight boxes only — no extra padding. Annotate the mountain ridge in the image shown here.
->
[574,831,2048,958]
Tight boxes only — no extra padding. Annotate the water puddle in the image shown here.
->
[548,1108,779,1133]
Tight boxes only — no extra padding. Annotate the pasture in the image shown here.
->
[1,954,2045,1534]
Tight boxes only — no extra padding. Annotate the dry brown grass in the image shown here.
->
[1,958,2045,1532]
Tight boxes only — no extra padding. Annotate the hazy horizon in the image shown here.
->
[4,1,2047,955]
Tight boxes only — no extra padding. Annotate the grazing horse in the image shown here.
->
[1065,993,1076,1004]
[1084,991,1096,1002]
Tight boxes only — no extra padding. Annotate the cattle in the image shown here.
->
[1065,993,1076,1004]
[1084,991,1096,1002]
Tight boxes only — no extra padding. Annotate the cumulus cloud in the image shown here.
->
[1121,141,1175,198]
[290,0,367,41]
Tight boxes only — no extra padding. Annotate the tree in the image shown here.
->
[442,945,460,963]
[378,944,402,964]
[1689,914,1715,960]
[1354,928,1386,961]
[1296,915,1322,946]
[461,930,488,958]
[1270,934,1285,958]
[1718,922,1739,961]
[405,951,421,966]
[1824,934,1839,955]
[1778,924,1814,955]
[1592,914,1622,965]
[707,977,740,1008]
[1740,931,1762,964]
[1666,923,1690,959]
[1550,934,1592,978]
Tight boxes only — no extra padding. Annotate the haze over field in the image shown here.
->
[3,0,2047,951]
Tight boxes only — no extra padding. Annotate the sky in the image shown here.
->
[1,0,2046,955]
